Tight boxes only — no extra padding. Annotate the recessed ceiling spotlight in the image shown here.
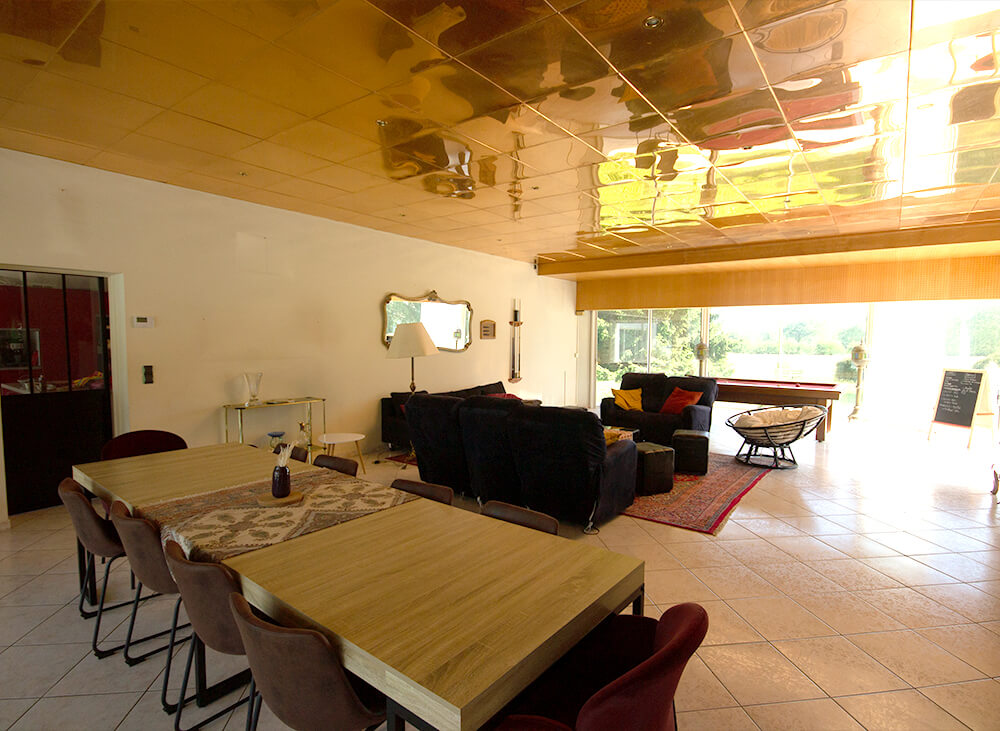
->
[376,119,387,127]
[239,171,248,177]
[643,16,663,29]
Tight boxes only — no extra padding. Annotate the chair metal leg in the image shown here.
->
[122,582,190,666]
[92,554,135,658]
[160,596,192,714]
[245,679,259,731]
[78,551,133,620]
[174,635,253,731]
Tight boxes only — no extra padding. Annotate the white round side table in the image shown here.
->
[319,432,367,474]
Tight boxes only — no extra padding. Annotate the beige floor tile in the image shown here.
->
[826,515,896,534]
[912,552,1000,582]
[690,566,779,599]
[797,498,854,516]
[733,518,806,538]
[10,691,143,730]
[0,699,34,728]
[746,698,863,731]
[0,605,63,646]
[665,542,742,568]
[767,536,850,562]
[728,596,836,641]
[866,532,952,556]
[778,515,853,535]
[847,630,986,686]
[673,654,739,712]
[773,636,907,696]
[0,550,76,577]
[981,620,1000,635]
[0,573,89,608]
[971,579,1000,597]
[816,534,901,559]
[859,556,961,586]
[924,511,985,530]
[805,559,902,591]
[699,600,765,646]
[595,516,658,545]
[918,623,1000,676]
[911,529,993,553]
[712,522,759,541]
[699,643,824,706]
[919,679,1000,731]
[602,542,683,570]
[962,550,1000,569]
[956,527,1000,548]
[643,569,718,606]
[639,521,711,545]
[0,643,90,698]
[834,689,967,730]
[675,707,758,730]
[915,583,1000,622]
[751,561,845,595]
[718,539,795,566]
[790,591,904,634]
[854,587,969,628]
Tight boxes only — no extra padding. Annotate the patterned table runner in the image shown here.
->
[138,470,415,561]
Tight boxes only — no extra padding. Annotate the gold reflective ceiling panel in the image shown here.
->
[0,0,999,272]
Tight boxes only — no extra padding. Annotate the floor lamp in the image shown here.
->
[387,322,438,393]
[387,322,437,467]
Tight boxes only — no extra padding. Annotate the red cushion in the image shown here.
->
[487,393,522,400]
[659,387,702,414]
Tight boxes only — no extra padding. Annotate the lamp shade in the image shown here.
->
[387,322,438,359]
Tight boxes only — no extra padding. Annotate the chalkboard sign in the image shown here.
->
[932,370,984,427]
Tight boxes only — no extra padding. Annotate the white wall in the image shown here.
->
[0,149,577,519]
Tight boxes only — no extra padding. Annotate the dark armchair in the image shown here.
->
[507,407,636,530]
[601,373,718,447]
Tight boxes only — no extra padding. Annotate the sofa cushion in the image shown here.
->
[660,387,703,414]
[612,388,643,411]
[620,373,670,412]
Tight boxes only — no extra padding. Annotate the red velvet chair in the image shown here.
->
[493,603,708,731]
[101,430,187,460]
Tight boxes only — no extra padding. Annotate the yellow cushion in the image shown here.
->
[612,388,643,411]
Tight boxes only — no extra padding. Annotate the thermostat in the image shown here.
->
[132,315,155,328]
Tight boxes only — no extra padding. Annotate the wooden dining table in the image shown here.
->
[73,443,645,731]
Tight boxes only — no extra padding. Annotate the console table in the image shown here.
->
[223,396,326,459]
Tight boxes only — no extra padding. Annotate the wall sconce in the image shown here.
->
[509,299,522,383]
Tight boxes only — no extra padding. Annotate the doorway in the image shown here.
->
[0,270,112,514]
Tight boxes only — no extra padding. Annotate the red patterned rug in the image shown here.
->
[625,454,770,534]
[387,453,418,466]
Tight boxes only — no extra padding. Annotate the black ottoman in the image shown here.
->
[673,429,709,475]
[635,442,674,495]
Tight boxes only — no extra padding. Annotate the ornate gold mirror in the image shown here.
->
[382,290,473,352]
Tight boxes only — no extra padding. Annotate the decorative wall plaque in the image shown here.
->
[480,320,496,339]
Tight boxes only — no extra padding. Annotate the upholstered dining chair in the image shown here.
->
[493,602,709,731]
[58,478,138,658]
[312,454,359,477]
[100,430,187,460]
[229,593,386,731]
[164,541,255,731]
[390,478,454,505]
[109,503,192,713]
[482,500,559,535]
[272,444,309,463]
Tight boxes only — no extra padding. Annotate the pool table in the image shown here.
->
[715,377,841,441]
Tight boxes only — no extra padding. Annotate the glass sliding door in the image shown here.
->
[650,308,700,377]
[596,310,649,401]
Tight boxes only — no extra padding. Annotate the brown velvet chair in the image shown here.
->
[110,503,192,713]
[494,603,709,730]
[313,454,359,477]
[272,443,308,463]
[229,593,386,731]
[58,478,135,658]
[101,430,187,460]
[482,500,559,535]
[164,541,254,731]
[390,478,454,505]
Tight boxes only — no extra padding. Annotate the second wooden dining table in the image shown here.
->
[73,443,645,731]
